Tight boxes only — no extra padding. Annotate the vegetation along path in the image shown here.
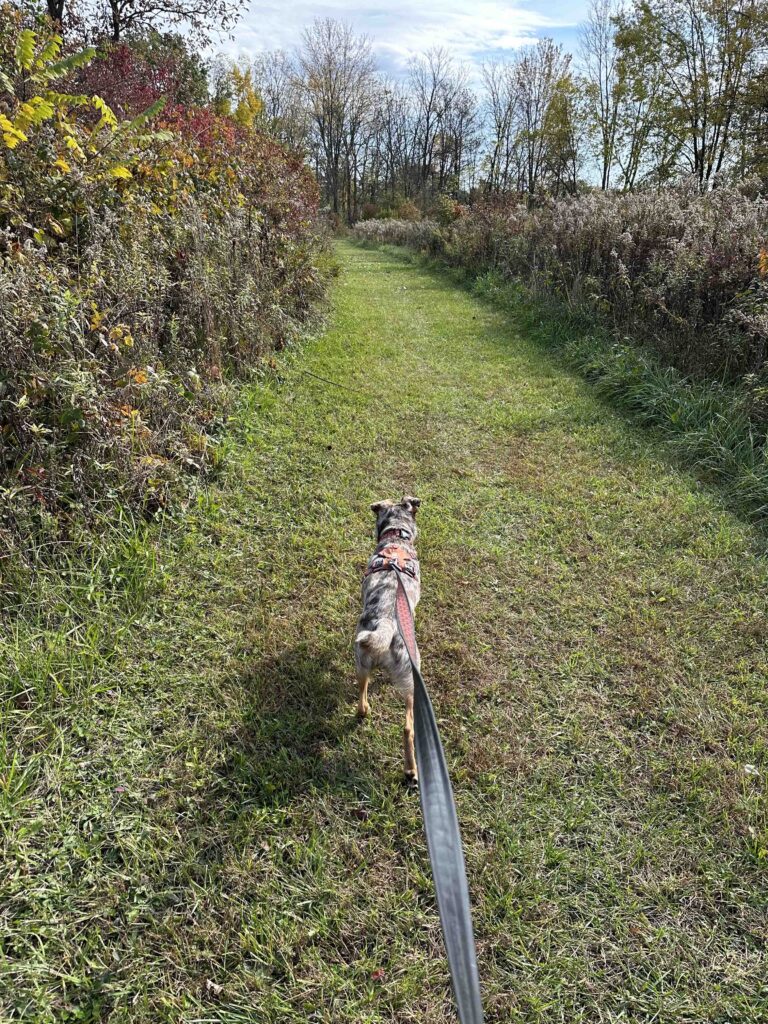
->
[6,240,768,1023]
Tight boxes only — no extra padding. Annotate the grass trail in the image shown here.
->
[4,240,768,1023]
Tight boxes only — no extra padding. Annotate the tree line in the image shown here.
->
[30,0,768,217]
[246,0,768,220]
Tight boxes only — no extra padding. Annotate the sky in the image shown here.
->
[223,0,589,77]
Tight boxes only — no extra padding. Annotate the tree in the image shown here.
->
[210,58,263,127]
[740,60,768,179]
[85,0,245,45]
[542,72,582,195]
[612,13,673,188]
[371,80,415,201]
[616,0,768,188]
[76,29,209,116]
[46,0,66,27]
[252,50,310,151]
[579,0,622,189]
[482,61,517,192]
[513,39,574,201]
[298,18,376,218]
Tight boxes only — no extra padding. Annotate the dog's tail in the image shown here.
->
[355,622,395,656]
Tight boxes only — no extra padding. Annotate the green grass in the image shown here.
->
[3,239,768,1023]
[357,237,768,528]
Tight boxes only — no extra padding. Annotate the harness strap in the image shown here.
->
[378,526,413,543]
[364,543,418,580]
[393,569,484,1024]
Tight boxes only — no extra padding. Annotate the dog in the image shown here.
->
[355,495,422,782]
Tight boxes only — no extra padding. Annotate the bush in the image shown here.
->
[0,15,326,571]
[353,189,768,523]
[392,198,421,221]
[353,218,443,255]
[354,185,768,387]
[429,193,464,226]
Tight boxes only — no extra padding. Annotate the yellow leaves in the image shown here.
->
[63,133,85,158]
[91,95,117,132]
[758,249,768,278]
[92,315,136,352]
[1,93,56,149]
[129,368,149,385]
[109,325,134,347]
[34,35,62,70]
[229,63,264,127]
[15,29,36,72]
[107,165,133,180]
[53,156,70,173]
[14,96,56,133]
[0,114,27,149]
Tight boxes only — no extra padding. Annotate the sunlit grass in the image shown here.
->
[2,241,767,1022]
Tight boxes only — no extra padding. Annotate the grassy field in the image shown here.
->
[3,240,768,1023]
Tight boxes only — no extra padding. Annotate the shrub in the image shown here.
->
[392,198,421,221]
[429,193,464,226]
[0,15,325,571]
[354,186,768,387]
[74,31,210,118]
[353,218,443,255]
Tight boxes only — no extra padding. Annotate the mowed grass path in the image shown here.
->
[5,240,768,1023]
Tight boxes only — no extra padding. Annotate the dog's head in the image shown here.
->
[370,495,421,540]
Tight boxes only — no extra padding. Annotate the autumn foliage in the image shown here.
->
[0,9,325,558]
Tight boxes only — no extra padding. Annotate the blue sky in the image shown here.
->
[225,1,589,75]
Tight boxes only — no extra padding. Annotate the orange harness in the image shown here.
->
[363,528,419,581]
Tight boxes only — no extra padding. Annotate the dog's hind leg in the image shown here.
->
[356,669,371,719]
[392,641,419,783]
[404,691,417,783]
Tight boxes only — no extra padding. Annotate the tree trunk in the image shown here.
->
[46,0,65,26]
[109,0,122,42]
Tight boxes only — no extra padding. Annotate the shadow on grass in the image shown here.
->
[207,643,379,820]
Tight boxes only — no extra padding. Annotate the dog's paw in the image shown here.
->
[357,701,370,719]
[403,769,419,788]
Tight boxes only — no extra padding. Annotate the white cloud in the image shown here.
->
[222,0,584,74]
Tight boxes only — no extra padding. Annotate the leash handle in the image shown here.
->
[394,573,484,1024]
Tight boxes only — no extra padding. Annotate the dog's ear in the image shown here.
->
[370,499,394,516]
[401,495,421,515]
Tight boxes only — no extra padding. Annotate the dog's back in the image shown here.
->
[354,496,422,780]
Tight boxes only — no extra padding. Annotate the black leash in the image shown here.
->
[393,570,484,1024]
